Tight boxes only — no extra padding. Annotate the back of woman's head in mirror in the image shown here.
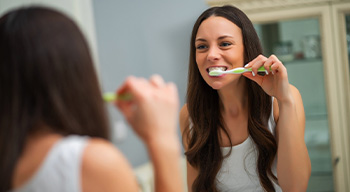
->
[0,6,109,180]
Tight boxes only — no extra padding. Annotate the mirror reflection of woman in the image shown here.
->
[180,5,311,192]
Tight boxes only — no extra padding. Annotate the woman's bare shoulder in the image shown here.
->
[179,104,190,150]
[273,84,304,123]
[81,138,139,191]
[179,104,189,133]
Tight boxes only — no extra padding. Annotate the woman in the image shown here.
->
[180,5,311,192]
[0,6,182,192]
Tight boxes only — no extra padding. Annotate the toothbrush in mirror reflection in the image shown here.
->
[209,66,270,76]
[103,92,132,102]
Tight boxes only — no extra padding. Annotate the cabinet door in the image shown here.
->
[255,17,334,192]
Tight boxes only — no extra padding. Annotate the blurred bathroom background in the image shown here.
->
[1,0,349,191]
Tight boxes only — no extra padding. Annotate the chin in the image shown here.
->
[209,82,224,90]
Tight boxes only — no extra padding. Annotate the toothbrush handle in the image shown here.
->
[246,66,271,75]
[103,92,132,102]
[257,66,272,72]
[246,66,270,72]
[245,66,271,73]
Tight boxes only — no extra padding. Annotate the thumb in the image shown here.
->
[242,73,263,86]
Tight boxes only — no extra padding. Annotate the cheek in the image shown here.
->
[228,51,245,66]
[195,54,207,77]
[195,53,205,66]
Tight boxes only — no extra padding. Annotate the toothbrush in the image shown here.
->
[209,66,270,76]
[103,92,132,102]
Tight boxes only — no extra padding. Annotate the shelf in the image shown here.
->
[305,113,328,120]
[282,57,323,65]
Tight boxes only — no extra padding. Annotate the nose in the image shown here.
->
[207,46,221,62]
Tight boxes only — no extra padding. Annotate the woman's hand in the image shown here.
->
[115,75,183,192]
[115,75,180,144]
[242,54,293,103]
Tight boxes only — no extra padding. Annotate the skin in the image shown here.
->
[180,16,311,192]
[116,75,183,192]
[12,75,183,192]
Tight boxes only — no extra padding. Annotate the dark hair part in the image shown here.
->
[0,6,109,191]
[184,5,277,192]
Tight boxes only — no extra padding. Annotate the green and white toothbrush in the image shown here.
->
[103,92,132,102]
[209,66,270,76]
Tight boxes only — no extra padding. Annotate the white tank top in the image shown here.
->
[11,135,89,192]
[189,100,282,191]
[216,102,282,192]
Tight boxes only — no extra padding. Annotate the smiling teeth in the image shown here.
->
[208,67,227,72]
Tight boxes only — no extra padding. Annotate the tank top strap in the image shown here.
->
[268,97,277,136]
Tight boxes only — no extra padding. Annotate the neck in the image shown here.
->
[218,76,248,117]
[27,124,61,145]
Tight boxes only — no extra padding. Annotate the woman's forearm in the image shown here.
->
[276,97,311,191]
[146,135,183,192]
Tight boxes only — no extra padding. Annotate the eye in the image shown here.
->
[220,42,232,47]
[196,44,208,50]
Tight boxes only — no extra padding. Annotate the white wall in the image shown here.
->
[93,0,208,167]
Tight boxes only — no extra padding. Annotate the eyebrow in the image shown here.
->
[195,35,235,42]
[218,35,234,40]
[195,38,206,42]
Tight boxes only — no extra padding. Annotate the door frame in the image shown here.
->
[330,2,350,191]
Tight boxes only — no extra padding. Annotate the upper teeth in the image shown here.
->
[209,67,227,72]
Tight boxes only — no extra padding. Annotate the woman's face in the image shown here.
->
[195,16,245,90]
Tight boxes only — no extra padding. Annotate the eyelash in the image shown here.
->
[196,42,233,50]
[220,42,232,47]
[196,44,207,50]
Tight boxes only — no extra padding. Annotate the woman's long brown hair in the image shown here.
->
[0,7,109,191]
[184,5,278,192]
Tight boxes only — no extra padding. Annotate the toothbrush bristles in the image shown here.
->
[209,70,223,76]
